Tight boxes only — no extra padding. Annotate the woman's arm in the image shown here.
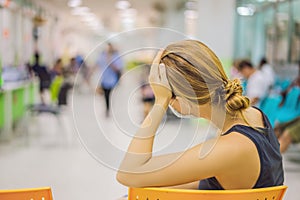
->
[117,100,169,171]
[117,130,258,188]
[117,50,172,179]
[164,181,200,189]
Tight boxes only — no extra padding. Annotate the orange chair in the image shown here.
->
[0,187,53,200]
[128,185,287,200]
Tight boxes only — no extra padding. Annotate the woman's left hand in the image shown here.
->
[149,50,172,106]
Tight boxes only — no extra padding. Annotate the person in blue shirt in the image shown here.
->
[97,43,123,117]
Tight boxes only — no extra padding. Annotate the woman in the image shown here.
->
[117,40,284,190]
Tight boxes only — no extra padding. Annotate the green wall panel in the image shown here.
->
[12,88,25,122]
[29,83,36,104]
[0,93,5,129]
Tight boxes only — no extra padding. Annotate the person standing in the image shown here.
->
[97,43,123,117]
[32,52,51,104]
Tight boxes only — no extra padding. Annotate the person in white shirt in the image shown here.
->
[238,60,269,106]
[258,57,275,90]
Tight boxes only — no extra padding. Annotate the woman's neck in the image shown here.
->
[196,104,245,133]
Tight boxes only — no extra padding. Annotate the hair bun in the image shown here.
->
[224,79,249,114]
[225,79,242,100]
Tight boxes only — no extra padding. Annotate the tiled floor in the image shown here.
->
[0,72,299,199]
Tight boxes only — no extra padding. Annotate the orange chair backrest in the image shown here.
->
[0,187,53,200]
[128,186,287,200]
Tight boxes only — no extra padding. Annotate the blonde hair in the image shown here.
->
[160,40,250,116]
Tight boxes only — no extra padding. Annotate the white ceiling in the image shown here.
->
[39,0,187,34]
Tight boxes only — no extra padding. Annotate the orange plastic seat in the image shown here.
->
[128,185,287,200]
[0,187,53,200]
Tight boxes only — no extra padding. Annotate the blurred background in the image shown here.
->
[0,0,300,199]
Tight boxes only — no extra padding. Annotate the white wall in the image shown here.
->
[31,0,101,67]
[196,0,235,60]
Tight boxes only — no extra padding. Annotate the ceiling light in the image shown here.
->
[115,0,130,10]
[237,6,255,16]
[68,0,82,7]
[71,6,90,15]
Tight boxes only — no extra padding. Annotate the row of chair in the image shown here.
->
[0,185,287,200]
[260,86,300,127]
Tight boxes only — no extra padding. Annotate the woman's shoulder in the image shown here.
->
[243,107,266,129]
[219,129,257,149]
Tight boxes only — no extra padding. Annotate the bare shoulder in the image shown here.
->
[211,130,261,170]
[218,130,258,154]
[243,107,265,128]
[216,132,261,189]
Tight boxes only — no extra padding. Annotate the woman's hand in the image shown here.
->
[149,50,172,107]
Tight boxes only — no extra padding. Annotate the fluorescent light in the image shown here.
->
[115,0,130,10]
[237,6,255,16]
[71,6,90,15]
[68,0,82,7]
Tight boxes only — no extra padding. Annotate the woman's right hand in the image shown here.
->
[149,50,172,107]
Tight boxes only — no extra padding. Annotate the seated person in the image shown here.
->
[275,117,300,153]
[116,40,284,190]
[258,57,275,90]
[238,60,269,106]
[275,62,300,153]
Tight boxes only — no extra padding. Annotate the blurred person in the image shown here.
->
[73,54,92,91]
[50,58,63,81]
[279,60,300,107]
[238,60,268,106]
[97,43,124,117]
[140,64,155,118]
[117,40,283,190]
[141,84,155,118]
[79,60,92,88]
[274,61,300,153]
[49,58,64,104]
[58,67,73,106]
[67,57,79,74]
[258,57,275,90]
[275,117,300,153]
[54,57,76,105]
[32,52,51,104]
[230,59,243,80]
[25,62,34,78]
[75,54,84,67]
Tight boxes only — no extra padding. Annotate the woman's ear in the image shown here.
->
[173,96,188,112]
[172,96,182,106]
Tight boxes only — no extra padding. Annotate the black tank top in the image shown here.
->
[198,107,284,190]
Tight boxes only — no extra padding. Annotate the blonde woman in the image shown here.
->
[117,40,284,190]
